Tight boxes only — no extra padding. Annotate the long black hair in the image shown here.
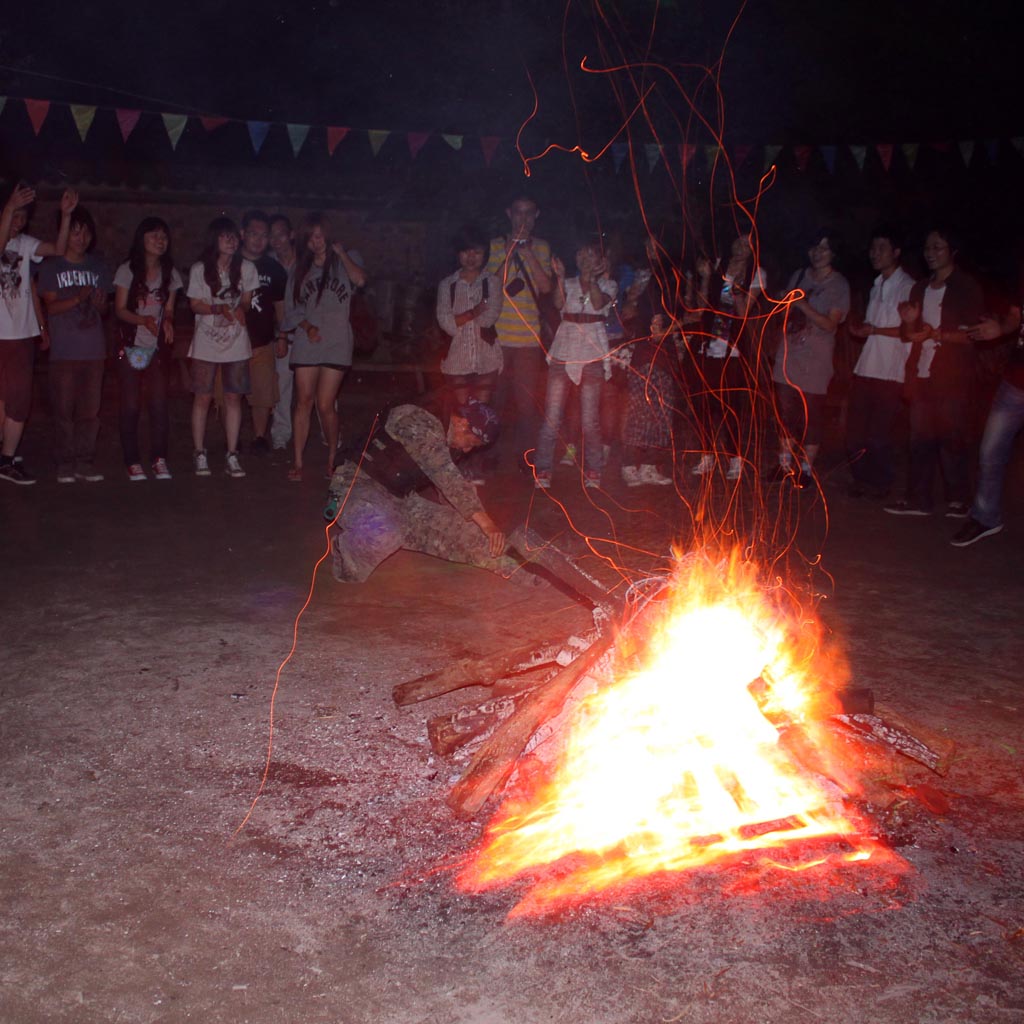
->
[200,216,243,298]
[126,216,175,310]
[292,211,339,306]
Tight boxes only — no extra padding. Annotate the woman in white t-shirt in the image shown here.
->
[186,217,257,478]
[113,217,183,482]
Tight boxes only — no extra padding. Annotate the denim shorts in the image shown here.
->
[190,358,251,395]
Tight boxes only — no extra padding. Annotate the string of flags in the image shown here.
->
[0,95,504,165]
[3,94,1023,174]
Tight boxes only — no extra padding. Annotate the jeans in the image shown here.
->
[846,375,903,491]
[535,361,604,474]
[48,359,104,471]
[972,378,1024,528]
[908,378,971,511]
[494,344,547,466]
[117,353,168,466]
[271,351,293,448]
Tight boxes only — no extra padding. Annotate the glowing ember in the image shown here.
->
[457,553,899,916]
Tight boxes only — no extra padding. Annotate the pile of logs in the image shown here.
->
[393,529,955,820]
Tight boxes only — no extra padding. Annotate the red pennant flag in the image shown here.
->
[407,132,430,159]
[200,116,229,132]
[480,136,500,167]
[115,109,142,142]
[24,98,51,136]
[929,141,952,153]
[734,144,752,168]
[679,143,696,170]
[876,143,894,172]
[794,145,813,172]
[326,126,350,156]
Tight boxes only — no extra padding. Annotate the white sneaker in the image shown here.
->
[193,450,211,476]
[726,457,743,480]
[225,452,246,478]
[127,463,147,482]
[622,465,643,487]
[151,458,172,480]
[691,454,715,476]
[640,464,673,486]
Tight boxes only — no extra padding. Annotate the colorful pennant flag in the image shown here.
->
[247,121,271,154]
[70,104,96,142]
[1011,138,1024,157]
[850,144,867,170]
[734,144,752,169]
[200,116,229,133]
[984,139,999,163]
[0,98,6,118]
[764,144,782,171]
[407,132,430,160]
[958,140,974,166]
[901,143,919,169]
[480,136,500,167]
[441,133,463,150]
[704,144,720,168]
[876,143,894,172]
[611,142,628,173]
[794,145,812,172]
[821,144,838,175]
[644,143,662,172]
[679,143,696,170]
[161,113,188,150]
[368,130,389,155]
[115,109,141,143]
[25,98,51,135]
[287,123,310,156]
[326,126,350,156]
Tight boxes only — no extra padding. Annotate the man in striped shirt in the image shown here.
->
[487,197,553,471]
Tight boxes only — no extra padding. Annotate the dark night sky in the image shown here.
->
[2,0,1022,145]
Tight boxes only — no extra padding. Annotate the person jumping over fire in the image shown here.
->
[323,397,537,584]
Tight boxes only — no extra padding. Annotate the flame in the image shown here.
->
[457,553,901,916]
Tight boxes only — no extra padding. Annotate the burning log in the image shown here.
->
[446,633,616,819]
[834,713,954,775]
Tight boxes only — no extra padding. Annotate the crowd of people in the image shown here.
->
[2,186,1022,550]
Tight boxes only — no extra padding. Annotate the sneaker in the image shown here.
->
[225,452,246,478]
[622,465,643,487]
[127,463,147,482]
[691,454,715,476]
[0,461,35,485]
[151,458,171,480]
[57,466,76,484]
[951,517,1003,547]
[726,457,743,481]
[193,450,211,476]
[75,468,104,482]
[250,436,270,454]
[883,501,931,517]
[535,471,552,490]
[559,443,578,466]
[945,502,970,519]
[640,464,673,486]
[584,471,602,490]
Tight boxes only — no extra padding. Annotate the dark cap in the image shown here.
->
[455,398,499,445]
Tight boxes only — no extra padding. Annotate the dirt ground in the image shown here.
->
[1,373,1022,1024]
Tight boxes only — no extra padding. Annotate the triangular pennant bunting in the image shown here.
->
[850,145,867,170]
[611,143,628,173]
[679,143,696,170]
[326,126,349,156]
[929,141,951,153]
[984,139,999,163]
[247,121,271,154]
[734,144,752,169]
[764,144,782,171]
[820,145,838,175]
[876,143,894,172]
[442,133,463,150]
[287,123,310,156]
[0,98,6,118]
[1011,138,1024,157]
[407,132,430,160]
[958,140,974,166]
[162,113,188,150]
[25,98,51,135]
[644,143,662,172]
[793,144,813,172]
[70,104,96,142]
[480,136,500,167]
[199,116,229,133]
[115,108,141,143]
[901,143,919,169]
[704,145,720,168]
[368,130,389,155]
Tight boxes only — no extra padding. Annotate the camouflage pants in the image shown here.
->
[329,465,523,583]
